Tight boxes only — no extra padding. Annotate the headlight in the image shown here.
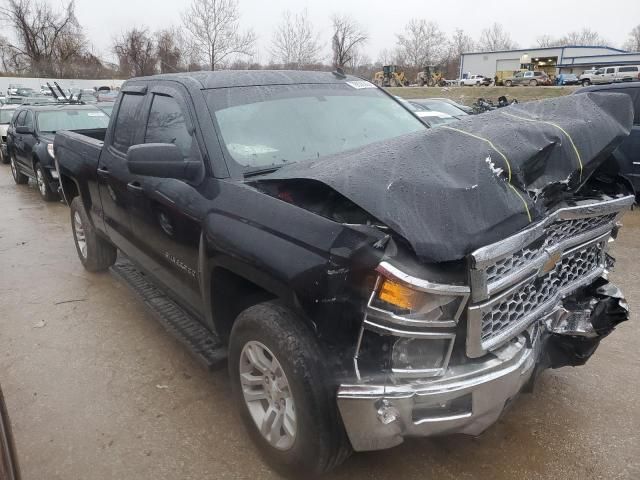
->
[47,143,55,158]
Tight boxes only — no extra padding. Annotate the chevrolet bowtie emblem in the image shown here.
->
[541,250,562,275]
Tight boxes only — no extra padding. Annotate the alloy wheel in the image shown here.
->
[10,157,17,180]
[37,168,47,196]
[239,341,297,451]
[73,211,87,259]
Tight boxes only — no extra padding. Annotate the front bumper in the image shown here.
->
[337,329,538,451]
[337,281,628,452]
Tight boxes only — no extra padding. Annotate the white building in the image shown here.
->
[460,45,640,79]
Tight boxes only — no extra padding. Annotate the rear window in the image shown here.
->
[619,66,638,73]
[0,109,16,124]
[37,109,109,133]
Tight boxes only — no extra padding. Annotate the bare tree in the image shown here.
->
[560,28,607,46]
[182,0,256,70]
[443,28,475,78]
[156,27,186,73]
[623,24,640,52]
[536,34,557,48]
[0,0,83,76]
[270,9,321,68]
[478,23,517,51]
[331,14,367,69]
[396,19,446,69]
[113,27,157,77]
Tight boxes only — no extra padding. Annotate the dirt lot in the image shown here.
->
[0,166,639,479]
[388,85,579,104]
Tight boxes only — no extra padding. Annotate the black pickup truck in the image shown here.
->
[55,71,635,476]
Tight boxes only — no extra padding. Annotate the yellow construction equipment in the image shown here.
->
[416,66,447,87]
[373,65,409,87]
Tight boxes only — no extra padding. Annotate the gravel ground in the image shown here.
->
[0,166,638,479]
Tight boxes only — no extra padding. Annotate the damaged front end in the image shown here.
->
[336,193,633,452]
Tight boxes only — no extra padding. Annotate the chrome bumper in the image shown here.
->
[337,330,539,452]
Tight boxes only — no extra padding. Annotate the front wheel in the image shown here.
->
[529,79,538,86]
[35,163,57,202]
[10,154,28,185]
[229,302,352,476]
[505,80,513,87]
[70,197,117,272]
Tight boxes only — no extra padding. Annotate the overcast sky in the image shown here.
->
[75,0,640,63]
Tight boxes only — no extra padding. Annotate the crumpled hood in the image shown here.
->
[262,92,633,263]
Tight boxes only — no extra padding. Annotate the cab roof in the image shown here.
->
[130,70,364,90]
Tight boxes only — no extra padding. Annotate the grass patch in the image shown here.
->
[387,85,580,105]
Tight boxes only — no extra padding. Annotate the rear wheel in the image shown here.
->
[10,154,27,185]
[0,149,7,164]
[529,79,538,86]
[228,302,352,476]
[70,197,117,272]
[35,163,57,202]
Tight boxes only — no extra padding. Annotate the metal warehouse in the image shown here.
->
[460,45,640,79]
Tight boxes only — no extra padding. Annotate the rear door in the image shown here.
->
[97,87,147,253]
[127,84,206,314]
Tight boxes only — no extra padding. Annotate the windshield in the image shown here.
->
[36,109,109,133]
[207,84,425,171]
[0,109,16,124]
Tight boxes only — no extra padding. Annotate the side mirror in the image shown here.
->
[127,143,202,181]
[15,126,33,134]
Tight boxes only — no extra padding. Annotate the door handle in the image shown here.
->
[97,166,110,178]
[127,181,144,194]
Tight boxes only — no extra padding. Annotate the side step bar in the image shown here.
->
[111,258,227,370]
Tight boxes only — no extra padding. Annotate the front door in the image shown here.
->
[97,90,146,253]
[127,86,206,315]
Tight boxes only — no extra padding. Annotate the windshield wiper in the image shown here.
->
[243,165,287,178]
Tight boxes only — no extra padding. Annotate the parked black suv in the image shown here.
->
[6,103,109,201]
[574,82,640,198]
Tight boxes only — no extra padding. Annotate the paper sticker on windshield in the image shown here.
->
[88,112,106,117]
[346,80,376,89]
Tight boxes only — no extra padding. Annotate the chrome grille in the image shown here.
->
[466,195,635,358]
[481,242,603,342]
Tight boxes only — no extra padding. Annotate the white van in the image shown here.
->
[600,65,640,84]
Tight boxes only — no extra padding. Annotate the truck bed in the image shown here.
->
[55,129,106,176]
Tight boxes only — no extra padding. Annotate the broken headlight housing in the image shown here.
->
[361,262,469,378]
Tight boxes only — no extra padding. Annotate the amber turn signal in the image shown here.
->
[377,278,421,311]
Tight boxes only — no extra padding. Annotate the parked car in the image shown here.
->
[459,74,491,86]
[409,98,469,119]
[0,105,18,164]
[6,84,23,96]
[0,385,21,480]
[556,73,580,85]
[15,88,35,98]
[396,97,460,127]
[55,71,634,476]
[580,66,640,86]
[504,70,551,86]
[574,82,640,199]
[7,103,109,201]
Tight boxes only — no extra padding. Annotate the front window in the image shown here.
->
[207,83,425,172]
[36,108,109,134]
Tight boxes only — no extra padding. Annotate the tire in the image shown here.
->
[35,162,57,202]
[582,79,591,86]
[10,154,28,185]
[505,80,513,87]
[228,302,352,476]
[0,148,7,165]
[70,197,117,272]
[529,79,538,86]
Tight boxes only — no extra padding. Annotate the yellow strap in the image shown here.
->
[442,125,532,223]
[441,125,512,182]
[499,111,583,182]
